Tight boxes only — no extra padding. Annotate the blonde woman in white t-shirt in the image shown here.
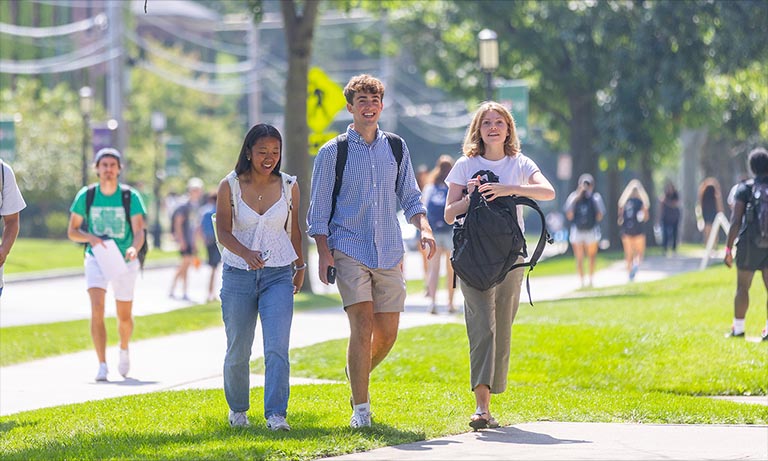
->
[444,102,555,430]
[215,124,305,432]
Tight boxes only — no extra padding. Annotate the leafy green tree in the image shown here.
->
[1,79,97,237]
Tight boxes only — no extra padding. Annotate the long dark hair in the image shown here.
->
[234,123,283,176]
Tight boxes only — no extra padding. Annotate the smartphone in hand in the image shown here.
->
[261,249,271,261]
[327,266,336,284]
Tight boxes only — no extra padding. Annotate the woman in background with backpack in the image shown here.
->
[443,101,555,430]
[422,155,456,314]
[564,173,606,288]
[618,179,650,281]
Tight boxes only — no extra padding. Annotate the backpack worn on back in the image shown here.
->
[212,171,296,254]
[450,170,552,305]
[330,131,403,222]
[426,183,450,234]
[572,195,597,230]
[746,179,768,248]
[621,198,641,233]
[84,184,149,269]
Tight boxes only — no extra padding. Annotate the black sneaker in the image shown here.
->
[725,327,745,338]
[761,329,768,341]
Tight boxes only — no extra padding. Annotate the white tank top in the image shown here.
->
[221,187,297,270]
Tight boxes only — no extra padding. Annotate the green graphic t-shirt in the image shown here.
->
[70,184,147,257]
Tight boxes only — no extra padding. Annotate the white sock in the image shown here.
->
[354,402,370,414]
[733,318,745,334]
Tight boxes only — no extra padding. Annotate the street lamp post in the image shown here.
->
[151,111,166,249]
[79,86,93,187]
[478,29,499,101]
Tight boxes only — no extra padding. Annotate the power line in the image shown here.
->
[0,14,106,38]
[125,29,254,74]
[0,37,115,74]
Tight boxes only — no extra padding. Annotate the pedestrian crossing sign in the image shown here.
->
[307,67,347,134]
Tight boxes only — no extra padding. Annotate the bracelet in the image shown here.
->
[725,247,732,255]
[293,263,307,271]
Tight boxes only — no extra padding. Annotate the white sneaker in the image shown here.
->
[350,410,372,428]
[118,349,130,377]
[95,363,108,382]
[266,414,291,431]
[228,410,249,427]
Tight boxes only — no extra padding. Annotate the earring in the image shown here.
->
[247,155,251,161]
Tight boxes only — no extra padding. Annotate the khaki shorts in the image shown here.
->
[333,250,406,313]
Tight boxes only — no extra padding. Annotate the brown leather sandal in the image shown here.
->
[469,412,489,430]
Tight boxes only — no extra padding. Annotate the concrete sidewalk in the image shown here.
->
[2,253,767,461]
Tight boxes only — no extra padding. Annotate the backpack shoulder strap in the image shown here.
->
[383,131,404,192]
[225,170,239,222]
[509,196,553,306]
[120,184,132,217]
[330,134,348,223]
[280,172,296,240]
[85,184,98,222]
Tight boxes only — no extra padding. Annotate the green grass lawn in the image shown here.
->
[5,238,177,274]
[1,264,766,460]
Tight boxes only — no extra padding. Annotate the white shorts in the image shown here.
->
[569,226,601,245]
[84,254,140,301]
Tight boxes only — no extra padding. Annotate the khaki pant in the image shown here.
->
[461,260,524,394]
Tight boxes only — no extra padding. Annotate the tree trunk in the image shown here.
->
[640,151,657,247]
[281,0,320,293]
[679,128,708,243]
[567,91,598,191]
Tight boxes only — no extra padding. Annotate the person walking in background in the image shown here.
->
[0,159,27,298]
[724,147,768,341]
[659,180,681,256]
[422,155,456,314]
[307,74,435,429]
[215,124,305,430]
[415,163,430,283]
[66,148,146,382]
[697,177,725,247]
[618,179,650,281]
[199,192,221,302]
[443,101,555,430]
[563,173,605,288]
[169,177,204,301]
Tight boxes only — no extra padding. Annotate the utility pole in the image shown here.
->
[247,20,261,128]
[106,1,126,156]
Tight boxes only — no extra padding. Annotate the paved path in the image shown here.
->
[2,251,767,460]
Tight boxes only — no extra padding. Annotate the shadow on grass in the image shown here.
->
[2,410,426,461]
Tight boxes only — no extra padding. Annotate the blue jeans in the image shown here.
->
[221,264,294,419]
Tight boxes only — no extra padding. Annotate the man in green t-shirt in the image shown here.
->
[67,148,147,382]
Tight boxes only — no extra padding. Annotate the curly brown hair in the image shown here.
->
[343,74,385,104]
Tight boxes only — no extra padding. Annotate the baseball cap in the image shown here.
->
[187,177,204,190]
[578,173,594,186]
[94,148,122,167]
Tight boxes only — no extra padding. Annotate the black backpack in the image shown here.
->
[329,131,403,222]
[451,170,552,305]
[746,179,768,248]
[84,184,149,269]
[572,195,597,230]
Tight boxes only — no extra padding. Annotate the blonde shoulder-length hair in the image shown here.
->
[461,101,521,158]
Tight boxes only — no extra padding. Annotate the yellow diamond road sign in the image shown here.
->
[307,67,347,134]
[309,131,336,157]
